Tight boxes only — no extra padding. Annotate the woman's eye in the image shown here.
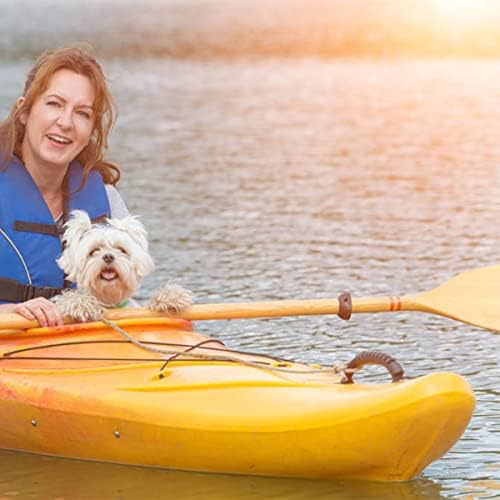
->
[77,110,91,119]
[47,100,61,107]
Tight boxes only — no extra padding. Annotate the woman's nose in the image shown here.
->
[56,108,73,129]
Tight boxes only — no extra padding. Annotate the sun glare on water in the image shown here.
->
[432,0,495,25]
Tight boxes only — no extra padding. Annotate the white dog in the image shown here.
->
[53,210,192,322]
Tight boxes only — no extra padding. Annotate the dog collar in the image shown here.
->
[107,299,129,309]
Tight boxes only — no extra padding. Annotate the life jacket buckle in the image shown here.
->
[22,283,61,301]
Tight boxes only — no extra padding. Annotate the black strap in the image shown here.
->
[0,278,63,303]
[90,214,109,224]
[13,221,62,236]
[13,214,109,237]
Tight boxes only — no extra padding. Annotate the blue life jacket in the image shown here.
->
[0,156,110,304]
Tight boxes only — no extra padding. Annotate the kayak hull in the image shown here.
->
[0,319,475,481]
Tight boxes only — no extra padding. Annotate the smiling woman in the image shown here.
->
[18,69,96,212]
[0,47,129,326]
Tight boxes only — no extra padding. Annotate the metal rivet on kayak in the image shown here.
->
[114,430,120,438]
[31,419,37,427]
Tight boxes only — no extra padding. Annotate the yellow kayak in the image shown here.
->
[0,318,474,481]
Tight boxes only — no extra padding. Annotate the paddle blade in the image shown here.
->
[414,266,500,332]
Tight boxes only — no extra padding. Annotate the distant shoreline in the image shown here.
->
[2,0,500,60]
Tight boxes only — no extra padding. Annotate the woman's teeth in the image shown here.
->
[47,134,72,144]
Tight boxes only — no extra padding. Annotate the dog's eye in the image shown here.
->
[89,247,100,257]
[117,247,129,255]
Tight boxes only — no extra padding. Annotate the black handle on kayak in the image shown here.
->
[341,351,404,384]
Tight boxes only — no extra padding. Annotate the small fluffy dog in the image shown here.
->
[53,210,192,322]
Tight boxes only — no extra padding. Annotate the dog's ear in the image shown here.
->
[61,210,93,246]
[57,210,93,281]
[107,215,155,278]
[136,250,155,278]
[107,215,150,251]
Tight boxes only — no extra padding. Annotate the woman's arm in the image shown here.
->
[105,184,130,218]
[0,298,64,327]
[0,303,16,313]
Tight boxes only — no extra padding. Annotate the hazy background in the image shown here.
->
[0,1,499,499]
[2,0,500,59]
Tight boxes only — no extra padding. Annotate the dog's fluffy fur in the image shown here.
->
[53,210,192,322]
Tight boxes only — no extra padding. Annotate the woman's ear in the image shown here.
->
[16,97,27,125]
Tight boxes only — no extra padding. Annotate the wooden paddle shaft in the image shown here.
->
[0,295,425,330]
[170,295,424,320]
[2,265,498,332]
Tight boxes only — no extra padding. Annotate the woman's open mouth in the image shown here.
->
[47,133,73,147]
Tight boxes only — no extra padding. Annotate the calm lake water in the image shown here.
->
[0,55,498,500]
[0,2,500,496]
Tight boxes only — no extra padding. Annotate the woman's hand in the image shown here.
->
[12,297,65,327]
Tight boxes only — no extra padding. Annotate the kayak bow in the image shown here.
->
[0,318,474,481]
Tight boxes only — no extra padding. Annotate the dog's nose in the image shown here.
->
[103,254,115,264]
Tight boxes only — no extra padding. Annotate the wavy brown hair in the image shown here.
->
[0,46,120,185]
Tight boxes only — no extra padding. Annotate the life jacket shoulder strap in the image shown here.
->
[13,214,109,237]
[13,221,62,237]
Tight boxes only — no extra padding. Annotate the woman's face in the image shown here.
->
[19,69,96,173]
